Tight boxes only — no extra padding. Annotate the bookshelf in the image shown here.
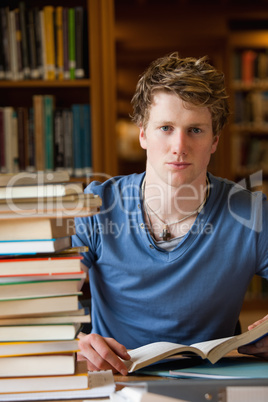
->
[228,30,268,326]
[0,0,117,179]
[229,31,268,196]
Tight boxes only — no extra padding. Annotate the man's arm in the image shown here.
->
[238,314,268,359]
[77,332,130,375]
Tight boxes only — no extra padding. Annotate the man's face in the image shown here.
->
[139,91,219,189]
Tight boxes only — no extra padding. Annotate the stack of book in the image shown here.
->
[0,171,101,397]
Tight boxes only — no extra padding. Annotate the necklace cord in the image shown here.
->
[142,177,210,241]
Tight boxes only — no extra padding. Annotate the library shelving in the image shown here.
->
[229,30,268,196]
[0,0,117,179]
[229,29,268,323]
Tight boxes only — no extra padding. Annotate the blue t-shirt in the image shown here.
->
[72,172,268,349]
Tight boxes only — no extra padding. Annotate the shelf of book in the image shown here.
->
[0,0,117,177]
[229,30,268,194]
[0,79,91,87]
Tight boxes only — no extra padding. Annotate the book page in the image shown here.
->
[125,342,203,372]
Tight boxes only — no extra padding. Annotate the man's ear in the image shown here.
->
[211,135,219,154]
[139,126,147,150]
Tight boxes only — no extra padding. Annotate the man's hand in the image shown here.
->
[238,314,268,359]
[77,333,130,375]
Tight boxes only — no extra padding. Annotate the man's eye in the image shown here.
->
[191,127,202,134]
[161,126,170,132]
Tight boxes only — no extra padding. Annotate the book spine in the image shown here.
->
[17,107,28,171]
[72,104,83,177]
[33,94,45,171]
[74,7,84,79]
[43,95,55,171]
[39,9,47,80]
[82,104,92,174]
[54,108,65,169]
[18,1,30,79]
[68,8,76,80]
[14,8,24,80]
[27,8,39,79]
[9,10,19,81]
[56,6,64,80]
[242,50,257,84]
[0,8,5,80]
[33,7,43,79]
[63,108,73,174]
[11,108,19,173]
[62,7,70,80]
[27,107,35,171]
[43,6,55,80]
[3,107,15,172]
[0,108,5,171]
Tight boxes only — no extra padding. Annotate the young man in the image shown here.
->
[73,53,268,375]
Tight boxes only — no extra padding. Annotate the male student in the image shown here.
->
[72,53,268,375]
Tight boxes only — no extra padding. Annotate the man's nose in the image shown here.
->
[171,130,188,156]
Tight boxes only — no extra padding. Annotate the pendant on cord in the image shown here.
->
[159,224,171,241]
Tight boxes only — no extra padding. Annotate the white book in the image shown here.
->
[0,236,71,254]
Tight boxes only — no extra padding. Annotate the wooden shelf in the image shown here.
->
[0,79,91,88]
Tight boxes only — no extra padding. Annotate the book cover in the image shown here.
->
[54,108,65,169]
[27,107,35,170]
[0,255,86,276]
[55,6,64,80]
[0,324,80,342]
[33,7,43,78]
[62,7,70,80]
[33,94,45,171]
[0,353,76,377]
[123,319,268,372]
[0,108,5,172]
[0,236,71,255]
[8,9,19,81]
[0,216,76,240]
[74,7,84,79]
[1,7,12,80]
[62,108,73,174]
[27,8,39,79]
[68,8,76,80]
[17,107,28,172]
[0,278,84,300]
[0,180,83,198]
[14,8,24,80]
[72,104,83,177]
[0,360,88,394]
[82,104,92,174]
[0,294,80,317]
[43,6,55,80]
[0,8,6,79]
[3,107,17,173]
[0,170,70,186]
[43,94,55,171]
[18,1,30,79]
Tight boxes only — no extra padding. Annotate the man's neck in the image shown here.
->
[143,175,208,222]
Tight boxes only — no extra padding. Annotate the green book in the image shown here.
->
[68,8,76,80]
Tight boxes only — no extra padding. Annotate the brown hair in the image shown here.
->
[131,52,229,136]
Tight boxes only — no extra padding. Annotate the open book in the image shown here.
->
[124,319,268,373]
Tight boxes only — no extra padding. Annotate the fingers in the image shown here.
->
[78,333,130,375]
[248,314,268,330]
[238,335,268,359]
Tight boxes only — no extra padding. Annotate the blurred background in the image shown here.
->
[114,0,268,197]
